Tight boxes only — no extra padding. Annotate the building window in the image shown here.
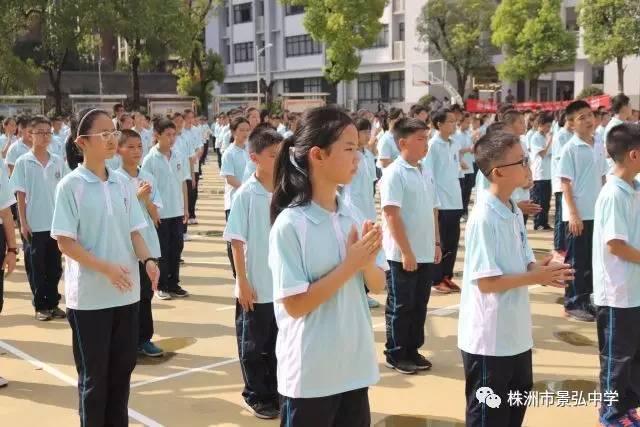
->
[285,5,305,15]
[224,41,230,64]
[304,78,322,93]
[358,71,404,103]
[592,66,604,85]
[285,34,322,57]
[398,22,405,41]
[388,71,404,101]
[257,0,264,17]
[226,81,258,93]
[234,42,254,62]
[223,1,230,27]
[358,73,381,103]
[367,24,389,49]
[233,2,252,24]
[565,7,578,31]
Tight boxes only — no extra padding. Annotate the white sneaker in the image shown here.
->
[156,290,172,300]
[187,218,198,225]
[0,377,8,387]
[183,233,192,242]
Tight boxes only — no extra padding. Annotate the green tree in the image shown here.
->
[492,0,576,100]
[281,0,387,83]
[174,50,225,115]
[416,0,497,97]
[99,0,192,109]
[578,0,640,93]
[0,8,39,94]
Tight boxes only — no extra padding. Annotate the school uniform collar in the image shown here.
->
[395,156,421,170]
[608,175,640,196]
[484,192,517,220]
[569,134,594,148]
[76,164,119,184]
[300,193,352,225]
[23,150,56,168]
[116,166,140,180]
[246,174,271,197]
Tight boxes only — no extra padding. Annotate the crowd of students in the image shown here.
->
[0,95,640,426]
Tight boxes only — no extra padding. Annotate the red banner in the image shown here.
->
[465,95,611,113]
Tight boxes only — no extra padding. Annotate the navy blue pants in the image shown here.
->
[553,192,566,251]
[156,216,184,292]
[67,302,139,427]
[597,306,640,423]
[384,261,432,363]
[138,262,154,345]
[460,174,475,216]
[280,387,370,427]
[0,227,5,313]
[432,209,462,283]
[462,349,532,427]
[530,180,551,229]
[225,209,237,278]
[563,220,594,311]
[26,231,62,311]
[235,300,278,406]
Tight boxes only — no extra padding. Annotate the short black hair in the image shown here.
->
[537,112,554,126]
[485,121,505,134]
[154,117,176,134]
[607,123,640,163]
[474,131,521,178]
[113,103,125,114]
[29,115,51,128]
[611,94,630,114]
[388,107,404,121]
[393,117,428,141]
[248,127,284,154]
[16,114,31,128]
[450,104,463,113]
[409,104,428,118]
[501,109,522,126]
[230,116,250,132]
[118,129,141,146]
[431,108,452,130]
[172,112,184,120]
[565,100,591,119]
[354,118,372,132]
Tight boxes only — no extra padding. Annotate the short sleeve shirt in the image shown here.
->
[529,131,552,181]
[377,131,399,163]
[342,150,377,222]
[0,159,16,224]
[220,144,249,210]
[551,128,573,193]
[141,146,189,219]
[424,135,463,210]
[5,140,30,167]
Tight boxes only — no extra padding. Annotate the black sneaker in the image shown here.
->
[385,359,418,375]
[586,304,597,317]
[49,307,66,319]
[565,308,595,322]
[411,353,433,371]
[35,310,52,321]
[169,287,190,298]
[243,400,280,419]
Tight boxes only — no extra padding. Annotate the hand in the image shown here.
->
[361,221,382,267]
[152,215,161,228]
[102,263,133,292]
[183,212,189,224]
[434,245,442,264]
[402,250,418,272]
[517,200,542,216]
[461,161,470,171]
[145,260,160,291]
[534,259,574,287]
[20,222,31,240]
[4,252,16,276]
[237,277,257,311]
[345,223,381,272]
[137,181,152,202]
[568,213,583,236]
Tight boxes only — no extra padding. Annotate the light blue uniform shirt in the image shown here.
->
[223,174,274,303]
[0,135,16,159]
[48,136,66,159]
[551,127,573,193]
[380,156,440,263]
[558,135,608,221]
[105,154,122,171]
[342,149,377,222]
[220,144,249,210]
[115,168,162,259]
[456,129,474,174]
[0,159,16,224]
[593,176,640,308]
[220,128,232,152]
[242,157,256,183]
[141,146,190,219]
[5,140,30,167]
[457,193,535,356]
[134,128,154,158]
[10,152,67,232]
[377,131,399,164]
[51,166,147,310]
[604,117,624,146]
[529,131,551,181]
[424,134,463,210]
[268,195,386,398]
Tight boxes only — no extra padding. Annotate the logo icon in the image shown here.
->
[476,386,501,408]
[55,171,61,180]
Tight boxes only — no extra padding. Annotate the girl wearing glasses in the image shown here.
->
[51,108,159,426]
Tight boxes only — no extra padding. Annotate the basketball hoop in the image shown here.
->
[418,80,432,86]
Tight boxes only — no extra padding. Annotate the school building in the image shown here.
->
[204,0,640,111]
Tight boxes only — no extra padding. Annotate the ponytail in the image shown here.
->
[271,135,312,222]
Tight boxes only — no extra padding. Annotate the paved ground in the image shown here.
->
[0,161,602,426]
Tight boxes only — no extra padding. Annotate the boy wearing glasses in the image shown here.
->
[9,116,67,321]
[458,131,572,427]
[558,100,609,322]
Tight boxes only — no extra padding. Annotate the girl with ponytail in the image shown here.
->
[268,106,387,426]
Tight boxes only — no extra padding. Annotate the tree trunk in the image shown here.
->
[529,79,539,101]
[456,71,467,100]
[617,56,624,93]
[199,79,208,118]
[130,38,142,109]
[47,50,69,115]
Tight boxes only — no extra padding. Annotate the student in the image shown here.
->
[269,107,386,426]
[141,118,190,300]
[51,108,159,427]
[455,113,475,218]
[529,112,554,231]
[220,116,251,278]
[558,100,608,322]
[593,123,640,426]
[409,104,429,123]
[381,117,441,375]
[171,112,197,241]
[604,94,632,145]
[0,156,18,388]
[377,107,404,168]
[10,116,67,321]
[116,129,165,357]
[132,112,153,158]
[0,117,17,160]
[458,131,572,427]
[183,109,204,226]
[425,108,462,294]
[112,103,125,127]
[551,113,573,256]
[5,116,33,174]
[213,113,227,168]
[223,127,283,419]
